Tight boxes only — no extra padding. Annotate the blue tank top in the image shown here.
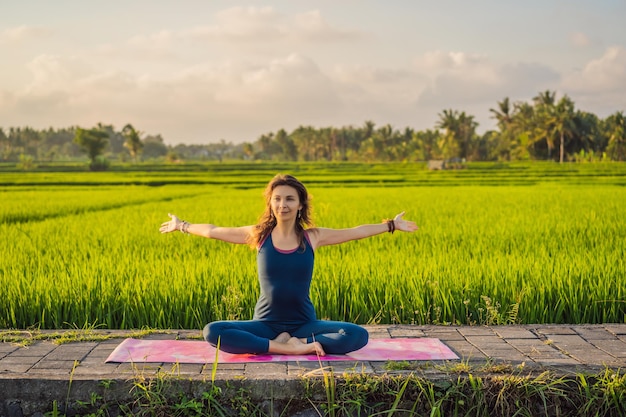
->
[253,231,316,323]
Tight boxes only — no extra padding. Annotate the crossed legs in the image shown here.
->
[203,320,369,356]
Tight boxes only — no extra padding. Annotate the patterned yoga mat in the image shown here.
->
[105,338,458,363]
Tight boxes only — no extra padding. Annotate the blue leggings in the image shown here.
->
[203,320,369,355]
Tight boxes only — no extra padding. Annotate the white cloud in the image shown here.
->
[560,46,626,115]
[23,55,92,94]
[292,10,360,42]
[3,40,625,144]
[0,25,52,43]
[184,6,285,42]
[0,51,345,142]
[181,6,360,44]
[414,51,559,107]
[125,30,177,56]
[569,32,591,48]
[562,46,626,93]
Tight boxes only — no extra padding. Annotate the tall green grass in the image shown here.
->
[1,163,625,329]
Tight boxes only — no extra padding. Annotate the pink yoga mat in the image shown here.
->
[105,338,458,363]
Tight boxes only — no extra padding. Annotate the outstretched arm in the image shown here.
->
[159,213,253,244]
[309,211,418,250]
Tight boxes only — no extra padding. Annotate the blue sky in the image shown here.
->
[1,1,625,144]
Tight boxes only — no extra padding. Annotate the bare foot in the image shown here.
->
[288,337,326,356]
[267,337,326,356]
[272,332,291,343]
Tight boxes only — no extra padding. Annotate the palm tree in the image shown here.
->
[411,129,441,160]
[291,126,315,161]
[531,91,559,160]
[436,109,460,160]
[436,109,477,160]
[571,111,599,158]
[533,90,556,107]
[274,129,297,161]
[549,96,576,163]
[242,142,254,160]
[0,127,8,161]
[122,124,143,163]
[510,101,536,160]
[458,112,478,160]
[604,111,626,161]
[490,97,514,160]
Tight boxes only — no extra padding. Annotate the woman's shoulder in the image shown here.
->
[304,228,322,250]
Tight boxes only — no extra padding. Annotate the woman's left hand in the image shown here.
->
[160,213,182,233]
[393,211,419,232]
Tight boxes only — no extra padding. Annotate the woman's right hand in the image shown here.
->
[160,213,181,234]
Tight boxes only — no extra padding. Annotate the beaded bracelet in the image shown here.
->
[179,221,190,234]
[384,219,395,233]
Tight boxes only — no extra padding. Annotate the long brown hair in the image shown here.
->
[249,174,314,249]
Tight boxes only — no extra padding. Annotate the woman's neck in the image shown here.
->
[272,221,297,237]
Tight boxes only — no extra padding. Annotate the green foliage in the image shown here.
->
[17,153,36,170]
[74,127,109,167]
[2,91,626,164]
[40,366,626,417]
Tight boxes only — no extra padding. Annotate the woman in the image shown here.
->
[159,174,418,356]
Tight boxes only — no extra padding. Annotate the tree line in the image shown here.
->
[1,90,625,169]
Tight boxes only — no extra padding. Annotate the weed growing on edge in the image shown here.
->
[39,363,626,417]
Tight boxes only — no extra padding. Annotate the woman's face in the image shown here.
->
[271,185,302,220]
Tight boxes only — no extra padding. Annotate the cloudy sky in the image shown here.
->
[2,1,625,145]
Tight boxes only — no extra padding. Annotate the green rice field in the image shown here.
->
[1,162,625,330]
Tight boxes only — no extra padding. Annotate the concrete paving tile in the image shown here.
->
[287,362,326,376]
[543,334,588,347]
[465,336,509,350]
[31,359,78,371]
[114,363,163,375]
[0,364,33,373]
[443,341,487,361]
[76,358,113,369]
[525,347,571,358]
[564,349,616,364]
[72,363,125,377]
[85,352,114,362]
[506,339,556,352]
[534,358,580,366]
[575,327,619,340]
[87,342,114,351]
[477,348,528,361]
[605,324,626,335]
[389,327,425,338]
[535,326,577,336]
[330,361,375,374]
[177,330,202,338]
[485,354,529,364]
[0,345,19,355]
[245,362,288,378]
[0,356,41,370]
[368,332,392,340]
[457,327,496,336]
[423,329,466,341]
[493,327,537,339]
[593,340,626,358]
[7,343,56,357]
[44,343,98,361]
[98,338,126,344]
